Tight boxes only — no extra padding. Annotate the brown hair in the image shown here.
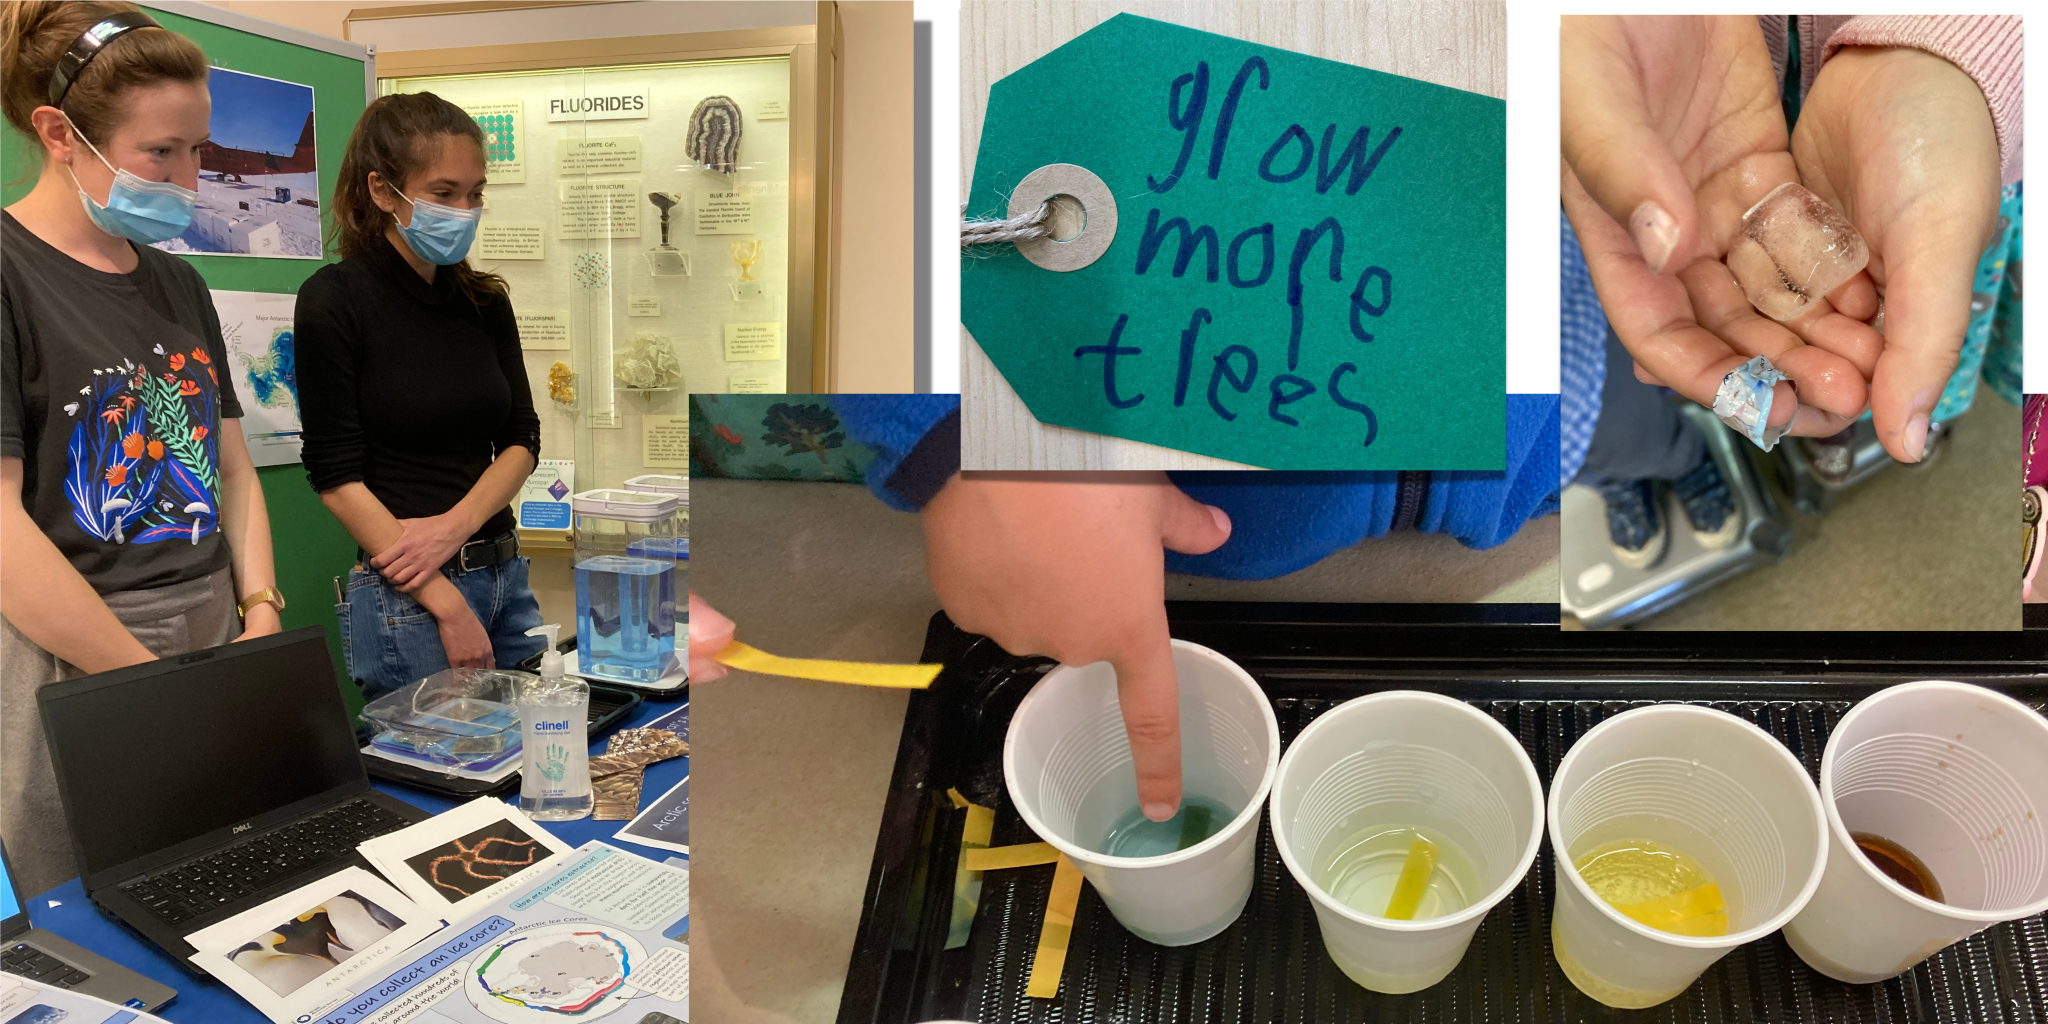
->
[329,91,506,305]
[1,2,208,156]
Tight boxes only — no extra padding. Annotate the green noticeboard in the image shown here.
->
[1,6,369,709]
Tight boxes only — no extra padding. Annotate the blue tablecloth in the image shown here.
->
[22,697,689,1024]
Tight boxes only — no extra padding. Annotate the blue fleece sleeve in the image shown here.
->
[1163,395,1560,579]
[1164,472,1399,579]
[1420,393,1560,550]
[834,395,961,511]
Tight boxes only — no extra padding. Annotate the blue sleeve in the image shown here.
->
[1419,393,1560,550]
[834,394,961,511]
[1162,395,1560,579]
[1164,472,1399,580]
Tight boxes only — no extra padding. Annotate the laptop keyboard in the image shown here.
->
[2,943,90,988]
[118,798,410,927]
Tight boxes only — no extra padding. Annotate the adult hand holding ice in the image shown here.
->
[1561,16,1869,445]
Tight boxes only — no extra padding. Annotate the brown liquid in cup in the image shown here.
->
[1851,832,1943,903]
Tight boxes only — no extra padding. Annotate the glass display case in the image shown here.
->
[385,33,820,503]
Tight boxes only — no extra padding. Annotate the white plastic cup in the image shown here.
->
[1003,640,1280,946]
[1269,691,1544,993]
[1783,681,2048,983]
[1549,705,1827,1009]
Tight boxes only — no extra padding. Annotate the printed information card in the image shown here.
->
[723,322,782,361]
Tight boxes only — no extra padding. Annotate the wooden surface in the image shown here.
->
[961,0,1507,470]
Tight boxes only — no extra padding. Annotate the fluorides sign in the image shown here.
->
[547,85,650,121]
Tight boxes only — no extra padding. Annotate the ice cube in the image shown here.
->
[1725,182,1868,321]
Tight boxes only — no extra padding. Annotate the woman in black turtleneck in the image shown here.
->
[296,92,542,699]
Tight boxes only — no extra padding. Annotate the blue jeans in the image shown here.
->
[339,556,547,701]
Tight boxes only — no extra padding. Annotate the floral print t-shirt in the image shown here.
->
[1,212,243,594]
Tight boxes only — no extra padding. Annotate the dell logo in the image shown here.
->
[232,823,252,833]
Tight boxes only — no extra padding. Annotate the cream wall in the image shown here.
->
[825,1,913,392]
[201,0,916,393]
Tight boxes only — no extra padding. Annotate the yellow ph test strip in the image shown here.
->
[713,641,941,688]
[1026,854,1084,999]
[963,842,1061,872]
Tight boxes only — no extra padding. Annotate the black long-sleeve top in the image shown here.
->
[295,234,540,543]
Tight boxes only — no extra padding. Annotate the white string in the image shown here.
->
[960,201,1050,246]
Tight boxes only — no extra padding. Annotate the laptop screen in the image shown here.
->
[1,842,23,937]
[39,628,364,882]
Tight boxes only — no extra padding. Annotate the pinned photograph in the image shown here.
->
[359,798,575,918]
[154,67,321,258]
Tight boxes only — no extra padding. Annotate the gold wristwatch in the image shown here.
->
[237,586,286,619]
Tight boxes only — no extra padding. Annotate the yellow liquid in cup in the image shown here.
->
[1573,838,1729,937]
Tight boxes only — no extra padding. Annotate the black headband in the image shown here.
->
[48,11,164,109]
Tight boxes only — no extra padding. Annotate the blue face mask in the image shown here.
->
[394,187,481,265]
[64,115,197,244]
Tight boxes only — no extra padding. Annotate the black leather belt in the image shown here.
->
[360,531,520,577]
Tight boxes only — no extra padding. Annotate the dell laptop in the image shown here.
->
[3,839,177,1010]
[37,627,430,972]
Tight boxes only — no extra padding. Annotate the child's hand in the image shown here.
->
[689,590,736,682]
[920,472,1232,821]
[1791,44,2002,462]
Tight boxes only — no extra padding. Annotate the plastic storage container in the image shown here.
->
[571,488,679,683]
[359,667,533,769]
[623,474,690,665]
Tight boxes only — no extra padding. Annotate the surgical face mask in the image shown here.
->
[393,187,481,266]
[63,114,197,244]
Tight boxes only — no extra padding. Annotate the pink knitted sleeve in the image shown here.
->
[1822,16,2023,186]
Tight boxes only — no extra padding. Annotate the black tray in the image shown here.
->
[839,604,2048,1024]
[361,682,646,797]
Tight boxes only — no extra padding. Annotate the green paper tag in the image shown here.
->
[964,14,1505,469]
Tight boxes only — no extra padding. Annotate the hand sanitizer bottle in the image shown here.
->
[519,624,591,820]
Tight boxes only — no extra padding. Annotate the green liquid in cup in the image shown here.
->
[1098,794,1236,857]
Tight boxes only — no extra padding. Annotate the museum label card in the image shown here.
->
[560,178,641,238]
[628,294,662,316]
[730,374,776,394]
[963,14,1505,469]
[644,415,689,468]
[515,459,575,530]
[546,83,650,121]
[724,322,781,361]
[459,98,525,183]
[757,98,788,119]
[515,309,570,350]
[357,798,576,921]
[476,221,544,259]
[558,135,642,175]
[694,189,755,234]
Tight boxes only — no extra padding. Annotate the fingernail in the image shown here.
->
[1208,504,1231,536]
[1903,412,1930,463]
[1630,201,1679,274]
[1143,801,1176,822]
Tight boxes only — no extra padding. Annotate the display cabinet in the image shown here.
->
[375,16,832,518]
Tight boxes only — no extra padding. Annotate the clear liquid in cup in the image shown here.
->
[1316,823,1480,921]
[1574,838,1729,937]
[1097,794,1236,857]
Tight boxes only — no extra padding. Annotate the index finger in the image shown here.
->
[1109,615,1182,822]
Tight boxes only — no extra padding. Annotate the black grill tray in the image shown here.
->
[839,604,2048,1024]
